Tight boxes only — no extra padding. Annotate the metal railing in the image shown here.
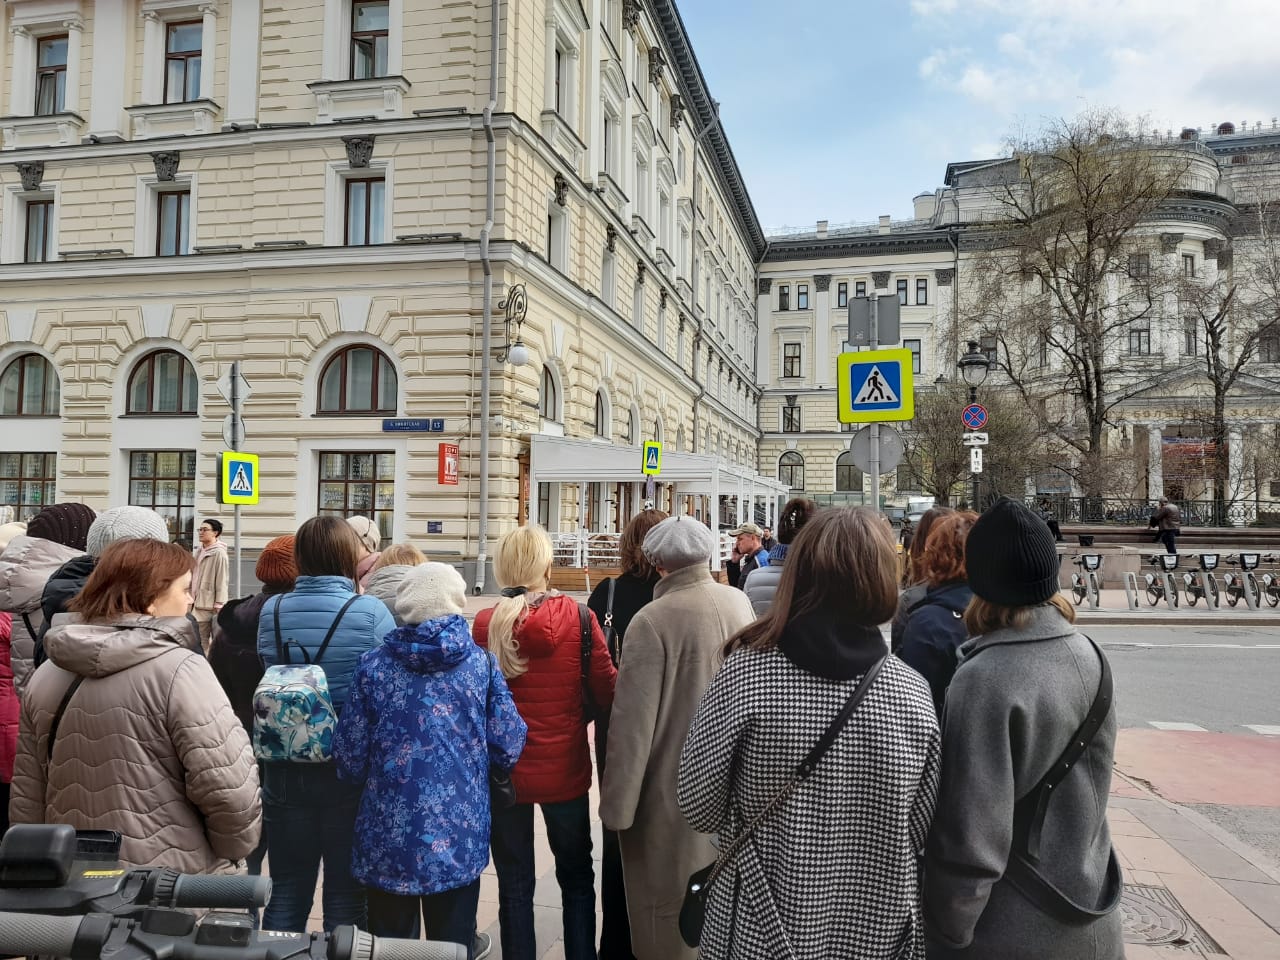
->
[549,530,735,571]
[1027,496,1261,527]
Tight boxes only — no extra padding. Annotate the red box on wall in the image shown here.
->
[438,443,459,485]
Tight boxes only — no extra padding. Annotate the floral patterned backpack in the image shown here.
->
[252,595,359,762]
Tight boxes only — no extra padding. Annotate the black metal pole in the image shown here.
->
[969,384,979,511]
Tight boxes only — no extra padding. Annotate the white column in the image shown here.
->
[62,19,83,114]
[1147,423,1164,498]
[543,22,557,109]
[225,0,260,126]
[199,5,217,100]
[141,12,164,103]
[1228,428,1244,523]
[89,1,128,139]
[9,27,33,115]
[756,282,773,382]
[386,0,403,75]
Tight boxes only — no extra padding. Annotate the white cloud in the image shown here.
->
[958,65,998,102]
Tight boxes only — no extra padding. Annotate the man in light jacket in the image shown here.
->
[600,517,754,960]
[192,518,230,652]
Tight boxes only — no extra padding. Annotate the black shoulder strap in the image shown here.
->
[577,602,592,684]
[797,654,887,779]
[21,612,38,643]
[272,596,290,665]
[604,578,616,621]
[315,596,362,666]
[1021,637,1113,861]
[46,675,85,764]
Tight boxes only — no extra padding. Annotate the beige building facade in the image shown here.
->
[0,0,772,584]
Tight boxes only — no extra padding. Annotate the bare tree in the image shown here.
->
[960,111,1195,498]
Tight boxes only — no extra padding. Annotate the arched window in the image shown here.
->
[593,390,608,438]
[835,450,863,492]
[539,365,559,421]
[127,350,198,416]
[778,451,804,489]
[318,345,397,415]
[1,354,60,416]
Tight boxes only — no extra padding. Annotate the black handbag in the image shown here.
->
[578,603,605,724]
[485,652,517,810]
[601,578,619,663]
[678,654,887,948]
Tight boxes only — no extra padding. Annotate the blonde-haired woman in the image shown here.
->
[473,525,616,960]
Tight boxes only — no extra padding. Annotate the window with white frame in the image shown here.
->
[163,21,202,103]
[837,281,848,308]
[796,284,809,310]
[897,278,909,305]
[350,1,389,78]
[782,404,800,432]
[544,0,584,127]
[547,202,568,270]
[632,281,644,329]
[782,342,801,378]
[539,365,561,422]
[35,35,68,114]
[139,2,218,105]
[778,451,804,489]
[602,250,617,308]
[135,175,197,257]
[593,390,609,438]
[904,338,922,374]
[915,278,928,305]
[1183,316,1199,356]
[6,7,85,122]
[325,159,392,246]
[156,188,191,256]
[320,0,403,82]
[23,194,54,263]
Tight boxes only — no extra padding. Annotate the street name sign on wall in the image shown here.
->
[641,441,663,476]
[383,418,445,432]
[218,452,260,505]
[836,348,915,423]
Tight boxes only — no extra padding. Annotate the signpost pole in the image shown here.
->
[969,383,979,512]
[869,299,880,514]
[230,361,242,599]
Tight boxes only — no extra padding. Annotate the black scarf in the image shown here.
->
[777,611,886,681]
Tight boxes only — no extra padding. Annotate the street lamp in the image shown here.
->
[957,340,991,510]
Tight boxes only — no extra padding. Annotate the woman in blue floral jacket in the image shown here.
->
[335,562,527,956]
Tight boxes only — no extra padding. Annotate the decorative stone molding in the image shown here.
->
[935,268,955,286]
[813,274,831,292]
[871,271,890,289]
[150,151,180,182]
[553,172,569,207]
[1,113,85,150]
[605,223,617,253]
[648,46,665,87]
[622,0,641,30]
[758,278,773,294]
[670,94,685,129]
[659,287,667,306]
[1159,232,1184,254]
[785,394,797,406]
[1203,238,1224,259]
[126,101,220,139]
[15,161,44,191]
[636,262,645,284]
[308,76,411,124]
[343,135,375,168]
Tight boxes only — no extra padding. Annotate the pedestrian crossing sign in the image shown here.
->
[641,441,663,476]
[836,348,915,423]
[218,452,260,506]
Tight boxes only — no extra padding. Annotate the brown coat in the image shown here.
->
[599,564,755,960]
[10,615,261,874]
[192,541,230,612]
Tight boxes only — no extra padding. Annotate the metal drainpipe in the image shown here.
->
[691,160,702,453]
[474,0,500,595]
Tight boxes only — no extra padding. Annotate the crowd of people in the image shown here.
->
[0,495,1123,960]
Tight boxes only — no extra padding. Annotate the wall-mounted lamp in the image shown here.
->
[496,283,530,366]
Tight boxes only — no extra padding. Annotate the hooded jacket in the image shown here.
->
[924,604,1122,959]
[34,554,98,667]
[740,542,789,616]
[334,615,527,896]
[10,615,262,874]
[473,592,616,804]
[0,536,84,691]
[363,564,417,625]
[211,592,276,736]
[897,580,974,717]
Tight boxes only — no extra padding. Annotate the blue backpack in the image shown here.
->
[252,595,359,762]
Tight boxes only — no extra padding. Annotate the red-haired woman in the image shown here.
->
[896,511,978,716]
[10,539,261,874]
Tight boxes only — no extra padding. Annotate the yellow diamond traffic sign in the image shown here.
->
[836,348,915,423]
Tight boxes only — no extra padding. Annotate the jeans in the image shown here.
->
[261,762,366,933]
[490,795,595,960]
[367,881,480,956]
[246,823,268,929]
[1160,530,1178,554]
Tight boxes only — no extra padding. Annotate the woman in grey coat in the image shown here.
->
[740,498,816,617]
[924,498,1123,960]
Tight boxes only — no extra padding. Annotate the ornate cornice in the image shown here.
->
[813,274,831,292]
[15,161,44,191]
[342,135,375,168]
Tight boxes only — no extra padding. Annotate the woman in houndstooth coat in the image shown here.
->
[678,507,942,959]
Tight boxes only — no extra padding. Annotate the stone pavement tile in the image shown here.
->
[1165,837,1277,884]
[1214,878,1280,935]
[1132,807,1217,843]
[1113,834,1202,876]
[1110,817,1159,838]
[1109,805,1141,823]
[1162,872,1280,960]
[1126,869,1166,886]
[1115,730,1280,806]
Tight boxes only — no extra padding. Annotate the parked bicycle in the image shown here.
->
[1181,553,1221,608]
[1221,553,1263,608]
[1144,553,1180,607]
[1067,554,1103,607]
[1258,553,1280,607]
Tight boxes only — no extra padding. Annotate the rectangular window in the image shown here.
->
[897,279,908,305]
[1260,334,1280,363]
[156,190,191,256]
[904,338,922,374]
[855,280,866,298]
[1182,253,1196,279]
[128,450,196,546]
[344,177,385,246]
[1128,327,1152,355]
[796,284,809,310]
[915,278,928,305]
[24,197,53,263]
[1129,253,1150,278]
[554,48,564,114]
[979,335,998,365]
[1184,317,1198,356]
[537,482,551,527]
[782,405,800,432]
[318,451,395,546]
[778,284,790,311]
[351,1,390,79]
[0,452,57,522]
[836,282,848,308]
[782,342,801,378]
[35,35,68,115]
[164,21,202,103]
[1270,480,1280,499]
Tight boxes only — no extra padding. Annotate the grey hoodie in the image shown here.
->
[924,604,1122,959]
[364,563,418,625]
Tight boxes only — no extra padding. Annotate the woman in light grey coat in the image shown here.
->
[600,517,754,960]
[741,497,817,616]
[360,544,426,624]
[924,498,1122,960]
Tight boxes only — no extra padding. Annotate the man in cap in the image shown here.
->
[725,521,769,590]
[600,516,754,960]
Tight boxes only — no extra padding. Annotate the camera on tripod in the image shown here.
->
[0,825,466,960]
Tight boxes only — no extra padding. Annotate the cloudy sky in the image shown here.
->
[677,0,1280,233]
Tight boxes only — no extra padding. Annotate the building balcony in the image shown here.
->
[540,110,586,176]
[0,111,85,150]
[596,171,627,217]
[308,76,411,124]
[126,100,221,139]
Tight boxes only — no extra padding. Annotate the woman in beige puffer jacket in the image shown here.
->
[10,538,261,875]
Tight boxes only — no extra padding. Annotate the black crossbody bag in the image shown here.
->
[678,654,888,947]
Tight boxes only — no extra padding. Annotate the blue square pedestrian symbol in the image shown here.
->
[836,348,915,423]
[219,452,260,505]
[641,441,662,476]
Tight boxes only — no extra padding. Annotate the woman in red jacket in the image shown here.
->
[473,525,616,960]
